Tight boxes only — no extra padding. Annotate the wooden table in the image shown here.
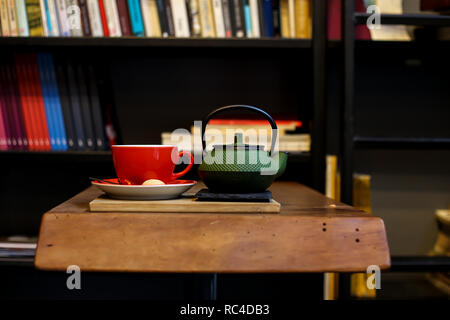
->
[35,182,390,273]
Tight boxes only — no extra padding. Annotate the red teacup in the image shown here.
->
[111,145,194,185]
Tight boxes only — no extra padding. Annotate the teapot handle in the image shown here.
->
[201,105,278,156]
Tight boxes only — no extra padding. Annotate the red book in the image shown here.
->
[0,65,13,149]
[98,0,110,36]
[26,54,51,151]
[14,54,38,150]
[328,0,371,40]
[116,0,132,36]
[7,62,29,150]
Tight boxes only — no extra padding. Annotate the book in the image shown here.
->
[127,0,144,35]
[98,0,109,36]
[221,0,231,37]
[211,0,225,37]
[170,0,190,37]
[8,60,29,149]
[230,0,245,37]
[243,0,251,37]
[0,0,10,36]
[16,54,40,149]
[164,0,175,36]
[86,64,108,150]
[26,53,51,150]
[327,0,371,40]
[272,0,279,36]
[141,0,161,37]
[54,58,76,149]
[249,0,259,37]
[104,0,122,36]
[287,0,294,37]
[66,0,83,36]
[279,0,288,37]
[262,0,273,36]
[7,0,19,35]
[78,0,92,36]
[0,94,7,149]
[295,0,311,39]
[86,0,103,36]
[46,54,68,150]
[368,0,410,41]
[25,0,44,35]
[55,0,71,36]
[37,53,59,150]
[66,59,86,149]
[198,0,215,37]
[76,62,96,149]
[116,0,131,36]
[39,0,48,35]
[155,0,169,36]
[45,0,60,36]
[0,65,13,149]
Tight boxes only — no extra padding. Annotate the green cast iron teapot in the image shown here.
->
[198,105,288,193]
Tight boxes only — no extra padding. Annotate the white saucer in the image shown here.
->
[91,179,197,200]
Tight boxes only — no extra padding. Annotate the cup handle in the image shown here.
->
[172,150,194,180]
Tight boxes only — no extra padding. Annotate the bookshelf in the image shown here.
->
[340,0,450,298]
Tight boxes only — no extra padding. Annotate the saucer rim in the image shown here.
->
[91,179,197,188]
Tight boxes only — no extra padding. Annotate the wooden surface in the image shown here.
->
[35,182,391,273]
[89,197,280,213]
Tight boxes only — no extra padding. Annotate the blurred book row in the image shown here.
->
[0,53,115,151]
[162,119,310,152]
[0,0,312,38]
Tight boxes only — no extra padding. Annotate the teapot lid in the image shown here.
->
[212,133,265,151]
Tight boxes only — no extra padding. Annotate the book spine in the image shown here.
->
[272,0,279,36]
[249,0,259,37]
[186,0,201,36]
[78,0,91,35]
[54,0,70,36]
[104,0,121,36]
[8,61,29,149]
[37,54,59,150]
[231,0,244,37]
[66,60,86,149]
[262,0,272,36]
[0,66,13,149]
[141,0,161,37]
[6,0,18,35]
[47,54,68,150]
[54,58,76,149]
[198,0,214,37]
[98,0,109,36]
[39,0,49,35]
[211,0,225,37]
[47,0,61,35]
[243,0,251,37]
[76,63,95,150]
[24,0,44,36]
[170,0,190,37]
[15,0,29,36]
[87,65,108,150]
[14,54,37,149]
[279,0,288,37]
[127,0,144,35]
[163,0,175,36]
[86,0,102,35]
[221,0,231,37]
[66,0,83,36]
[287,0,294,37]
[0,65,19,149]
[116,0,131,36]
[295,0,310,39]
[0,0,11,36]
[0,92,7,149]
[155,0,169,36]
